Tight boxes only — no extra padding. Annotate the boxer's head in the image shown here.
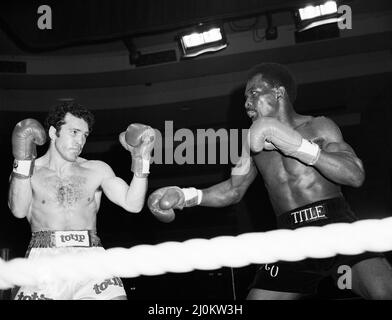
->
[45,102,95,161]
[245,63,297,120]
[45,102,95,135]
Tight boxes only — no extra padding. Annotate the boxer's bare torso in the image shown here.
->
[252,115,343,215]
[28,156,106,232]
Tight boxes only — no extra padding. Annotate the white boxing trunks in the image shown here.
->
[13,230,127,300]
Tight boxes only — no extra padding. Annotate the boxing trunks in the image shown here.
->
[249,197,384,295]
[13,230,126,300]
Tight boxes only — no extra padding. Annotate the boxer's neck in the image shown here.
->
[46,144,78,175]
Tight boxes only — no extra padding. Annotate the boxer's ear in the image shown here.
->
[275,86,286,101]
[48,126,57,140]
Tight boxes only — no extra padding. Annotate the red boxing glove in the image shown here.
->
[12,119,46,178]
[147,186,202,223]
[119,123,155,177]
[249,117,320,165]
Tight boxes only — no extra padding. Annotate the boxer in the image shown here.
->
[8,102,155,300]
[148,63,392,300]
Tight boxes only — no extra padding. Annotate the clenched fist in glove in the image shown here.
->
[119,123,155,177]
[249,117,320,165]
[147,186,202,223]
[12,119,46,179]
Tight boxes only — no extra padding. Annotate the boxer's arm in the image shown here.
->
[8,118,45,218]
[8,176,33,218]
[98,161,147,213]
[312,117,365,187]
[148,154,258,223]
[200,157,258,207]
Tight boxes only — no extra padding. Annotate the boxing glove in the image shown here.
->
[147,186,202,223]
[12,119,46,178]
[119,123,155,177]
[249,117,320,165]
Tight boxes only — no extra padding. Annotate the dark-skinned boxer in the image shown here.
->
[148,63,392,300]
[8,102,155,300]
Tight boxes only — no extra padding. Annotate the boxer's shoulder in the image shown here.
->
[296,116,336,137]
[34,154,48,166]
[79,159,115,178]
[308,116,337,130]
[295,115,328,129]
[31,155,51,176]
[307,116,343,143]
[80,159,107,169]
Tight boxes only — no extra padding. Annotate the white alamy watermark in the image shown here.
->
[37,5,52,30]
[337,5,352,30]
[337,265,352,290]
[150,121,251,173]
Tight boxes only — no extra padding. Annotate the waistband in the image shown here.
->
[276,197,357,229]
[28,230,102,249]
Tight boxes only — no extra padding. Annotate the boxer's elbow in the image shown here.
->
[350,158,365,187]
[230,188,244,204]
[8,201,28,219]
[121,191,145,213]
[124,203,143,213]
[12,211,27,219]
[338,159,365,188]
[345,165,365,188]
[350,170,365,188]
[131,205,143,213]
[8,186,31,218]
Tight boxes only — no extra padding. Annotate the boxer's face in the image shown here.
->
[53,113,89,162]
[244,74,279,121]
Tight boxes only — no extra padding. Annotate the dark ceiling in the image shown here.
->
[0,0,321,52]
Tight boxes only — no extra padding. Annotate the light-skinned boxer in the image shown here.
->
[8,102,155,300]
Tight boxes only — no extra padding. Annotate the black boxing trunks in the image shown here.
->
[249,197,384,295]
[13,230,126,300]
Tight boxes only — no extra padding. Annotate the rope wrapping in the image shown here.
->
[1,217,392,290]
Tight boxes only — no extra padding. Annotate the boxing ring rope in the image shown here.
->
[1,217,392,290]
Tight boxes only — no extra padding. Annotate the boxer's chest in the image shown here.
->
[252,126,321,184]
[32,167,100,207]
[253,150,307,182]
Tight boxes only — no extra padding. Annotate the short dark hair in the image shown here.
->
[45,102,95,134]
[247,63,297,103]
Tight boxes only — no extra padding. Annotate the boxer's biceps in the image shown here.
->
[320,140,365,173]
[99,163,130,206]
[101,176,129,206]
[323,140,357,159]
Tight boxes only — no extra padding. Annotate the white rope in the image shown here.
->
[1,217,392,290]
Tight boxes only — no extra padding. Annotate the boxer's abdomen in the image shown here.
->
[253,150,342,215]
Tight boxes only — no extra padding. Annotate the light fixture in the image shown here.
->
[57,98,75,102]
[295,1,344,32]
[178,24,227,58]
[265,13,278,40]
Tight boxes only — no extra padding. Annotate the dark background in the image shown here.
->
[0,0,391,300]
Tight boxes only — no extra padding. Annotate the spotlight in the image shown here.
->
[178,24,228,58]
[295,1,343,32]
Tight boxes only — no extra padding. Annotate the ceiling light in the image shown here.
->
[178,24,227,58]
[295,1,342,32]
